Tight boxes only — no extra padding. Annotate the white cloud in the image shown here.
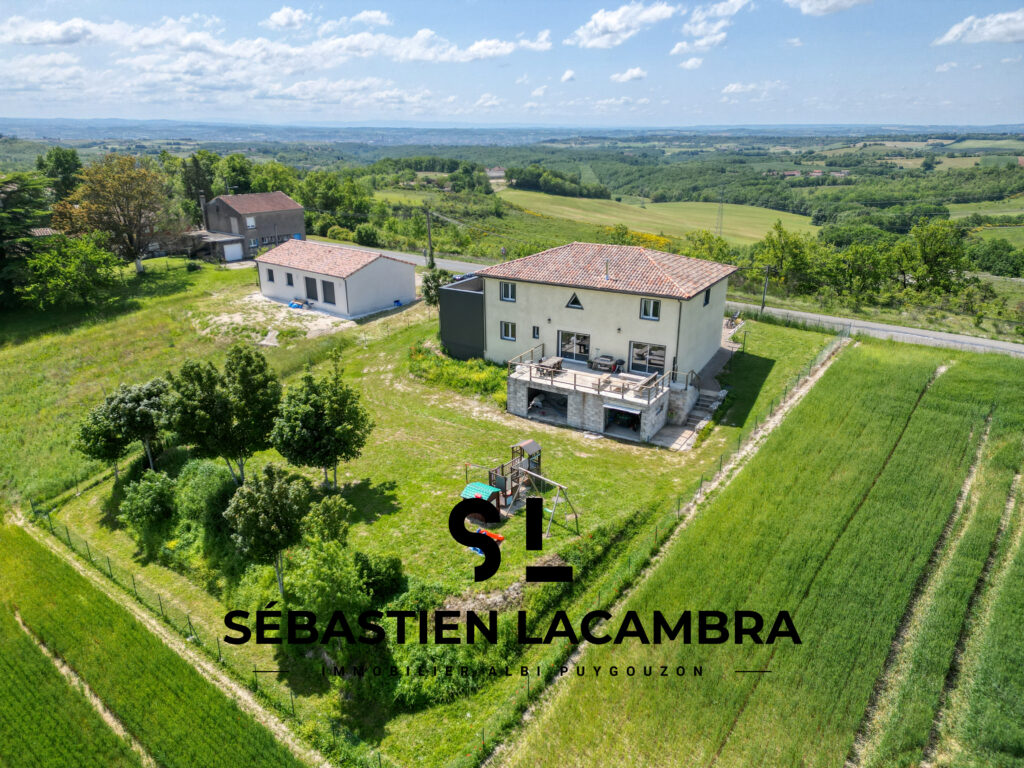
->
[475,93,502,108]
[935,61,957,72]
[518,29,553,50]
[531,85,547,96]
[721,79,785,101]
[783,0,871,15]
[564,1,678,48]
[561,68,576,82]
[678,56,703,68]
[670,31,726,53]
[610,66,647,82]
[515,73,529,84]
[260,6,311,30]
[786,37,802,46]
[671,0,749,54]
[0,52,86,88]
[934,9,1024,45]
[350,10,392,26]
[1002,55,1022,63]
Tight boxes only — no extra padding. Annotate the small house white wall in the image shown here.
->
[258,263,350,316]
[346,258,416,317]
[675,278,728,376]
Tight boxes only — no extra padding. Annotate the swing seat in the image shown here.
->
[476,528,505,542]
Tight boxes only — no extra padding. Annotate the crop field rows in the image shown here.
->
[0,525,309,768]
[497,342,1024,768]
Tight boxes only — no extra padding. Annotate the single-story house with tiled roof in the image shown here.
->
[438,242,738,442]
[255,239,416,319]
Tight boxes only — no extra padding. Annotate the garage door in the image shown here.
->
[223,243,243,262]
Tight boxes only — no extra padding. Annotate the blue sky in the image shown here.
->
[0,1,1021,126]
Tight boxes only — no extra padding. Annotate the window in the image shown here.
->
[249,238,258,250]
[532,325,540,339]
[703,288,711,306]
[266,268,275,283]
[558,331,591,362]
[305,276,318,301]
[286,272,294,287]
[500,281,516,302]
[566,292,583,309]
[500,321,516,341]
[246,216,256,229]
[322,280,336,305]
[640,298,661,321]
[630,342,667,375]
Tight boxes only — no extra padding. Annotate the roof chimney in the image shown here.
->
[604,258,610,280]
[199,194,208,230]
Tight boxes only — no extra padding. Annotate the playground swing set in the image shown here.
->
[460,439,580,539]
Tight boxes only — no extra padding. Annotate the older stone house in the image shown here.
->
[438,242,737,442]
[190,191,305,262]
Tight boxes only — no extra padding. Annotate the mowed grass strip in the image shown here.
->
[715,359,995,767]
[859,356,1024,768]
[0,607,143,768]
[498,188,818,244]
[501,343,945,768]
[0,525,307,768]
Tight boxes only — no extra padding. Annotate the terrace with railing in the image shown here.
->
[507,344,673,406]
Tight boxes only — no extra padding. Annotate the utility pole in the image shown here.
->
[424,204,435,269]
[760,265,772,313]
[715,186,724,239]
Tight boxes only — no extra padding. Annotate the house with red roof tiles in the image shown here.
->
[255,239,415,319]
[191,191,305,262]
[438,242,737,442]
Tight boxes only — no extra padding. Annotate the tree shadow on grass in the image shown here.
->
[716,351,776,427]
[341,478,401,524]
[0,261,193,347]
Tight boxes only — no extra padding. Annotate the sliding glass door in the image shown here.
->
[629,341,666,374]
[558,331,591,362]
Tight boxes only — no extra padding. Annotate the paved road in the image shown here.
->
[727,301,1024,359]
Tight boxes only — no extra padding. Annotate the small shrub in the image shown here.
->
[354,223,381,247]
[119,470,176,557]
[185,260,202,272]
[303,495,354,541]
[407,342,506,398]
[326,225,353,242]
[354,551,404,601]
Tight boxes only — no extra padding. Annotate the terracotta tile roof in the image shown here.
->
[29,227,58,237]
[474,242,737,300]
[255,239,414,280]
[212,191,303,215]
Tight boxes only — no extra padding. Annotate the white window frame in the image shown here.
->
[246,216,256,230]
[500,281,516,302]
[640,298,661,321]
[249,238,258,250]
[500,321,516,341]
[266,268,275,283]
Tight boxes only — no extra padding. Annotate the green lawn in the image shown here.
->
[978,225,1024,248]
[498,188,818,244]
[949,196,1024,218]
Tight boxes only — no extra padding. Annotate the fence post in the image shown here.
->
[217,635,222,662]
[186,614,197,640]
[65,524,73,549]
[157,593,164,618]
[84,540,92,561]
[290,691,295,716]
[131,574,138,599]
[253,664,258,690]
[106,556,113,579]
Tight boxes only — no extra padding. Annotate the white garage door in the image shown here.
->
[223,243,243,262]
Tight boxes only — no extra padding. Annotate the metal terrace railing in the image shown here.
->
[507,343,545,366]
[508,360,672,405]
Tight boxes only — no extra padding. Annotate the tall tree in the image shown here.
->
[250,161,298,196]
[76,397,131,481]
[0,172,50,262]
[165,344,281,485]
[421,268,453,309]
[906,218,969,293]
[52,154,171,274]
[109,379,168,471]
[223,464,310,598]
[35,147,82,200]
[271,355,373,487]
[219,154,254,195]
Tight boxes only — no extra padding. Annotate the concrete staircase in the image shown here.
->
[650,388,725,451]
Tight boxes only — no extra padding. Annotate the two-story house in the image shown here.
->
[438,242,737,441]
[191,191,306,262]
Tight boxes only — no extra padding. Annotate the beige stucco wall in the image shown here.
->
[481,277,727,377]
[346,257,416,317]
